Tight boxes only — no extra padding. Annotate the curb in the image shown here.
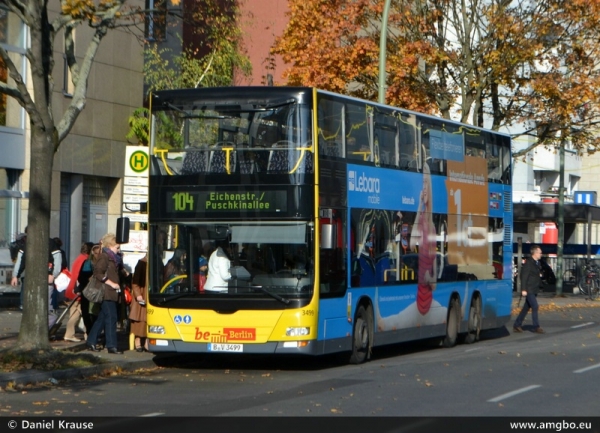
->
[0,356,160,389]
[0,293,20,309]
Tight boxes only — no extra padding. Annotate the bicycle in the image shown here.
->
[579,262,600,300]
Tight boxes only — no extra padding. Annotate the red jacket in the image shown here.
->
[197,273,206,292]
[65,253,89,300]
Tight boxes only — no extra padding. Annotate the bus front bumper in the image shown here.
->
[148,339,323,355]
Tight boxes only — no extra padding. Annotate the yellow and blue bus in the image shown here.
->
[145,87,513,363]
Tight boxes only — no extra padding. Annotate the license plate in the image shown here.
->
[208,343,243,352]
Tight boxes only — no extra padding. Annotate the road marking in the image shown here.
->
[464,348,480,353]
[571,322,594,329]
[140,412,165,417]
[573,363,600,374]
[488,385,541,403]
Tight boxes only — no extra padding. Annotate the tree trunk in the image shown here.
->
[16,123,55,351]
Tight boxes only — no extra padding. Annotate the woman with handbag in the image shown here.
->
[86,233,126,354]
[85,244,102,328]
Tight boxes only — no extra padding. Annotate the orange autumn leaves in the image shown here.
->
[272,0,600,153]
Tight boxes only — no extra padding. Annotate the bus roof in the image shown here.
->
[151,86,511,139]
[151,87,314,111]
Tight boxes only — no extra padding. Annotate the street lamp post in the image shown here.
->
[556,140,565,297]
[378,0,392,104]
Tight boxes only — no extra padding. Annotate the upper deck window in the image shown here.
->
[151,99,313,176]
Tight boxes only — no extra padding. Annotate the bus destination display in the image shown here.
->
[166,190,288,214]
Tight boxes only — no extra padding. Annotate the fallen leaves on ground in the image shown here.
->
[512,301,600,315]
[0,348,106,373]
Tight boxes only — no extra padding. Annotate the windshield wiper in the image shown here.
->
[156,292,199,305]
[250,285,290,305]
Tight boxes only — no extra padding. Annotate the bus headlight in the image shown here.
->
[286,327,310,337]
[148,325,166,334]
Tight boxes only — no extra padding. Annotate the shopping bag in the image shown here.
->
[82,277,105,303]
[54,269,71,293]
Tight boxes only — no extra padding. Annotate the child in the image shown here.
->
[197,256,208,292]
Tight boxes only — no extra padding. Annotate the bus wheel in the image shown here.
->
[442,298,460,348]
[349,305,371,364]
[463,297,481,344]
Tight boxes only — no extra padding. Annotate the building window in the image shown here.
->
[0,3,25,48]
[83,176,109,205]
[62,55,73,97]
[0,3,26,128]
[0,57,7,126]
[60,174,70,206]
[62,29,76,97]
[0,168,22,245]
[82,176,109,243]
[145,0,167,41]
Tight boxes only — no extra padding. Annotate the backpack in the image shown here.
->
[48,238,61,277]
[81,258,93,273]
[9,236,26,262]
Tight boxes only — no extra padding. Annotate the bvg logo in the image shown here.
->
[194,327,256,342]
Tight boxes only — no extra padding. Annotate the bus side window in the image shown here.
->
[346,136,366,161]
[487,141,502,183]
[398,114,417,171]
[321,139,341,158]
[374,112,397,168]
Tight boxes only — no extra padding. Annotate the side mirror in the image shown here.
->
[116,217,130,244]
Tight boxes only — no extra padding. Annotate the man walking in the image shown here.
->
[513,244,545,334]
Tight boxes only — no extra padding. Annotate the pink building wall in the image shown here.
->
[237,0,290,85]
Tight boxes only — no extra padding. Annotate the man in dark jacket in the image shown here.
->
[513,244,545,334]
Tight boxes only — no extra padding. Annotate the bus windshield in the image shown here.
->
[150,222,314,300]
[151,91,312,176]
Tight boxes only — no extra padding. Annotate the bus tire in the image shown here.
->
[349,305,372,364]
[463,296,481,344]
[442,298,460,348]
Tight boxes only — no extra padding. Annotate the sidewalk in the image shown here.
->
[512,284,600,309]
[0,303,158,388]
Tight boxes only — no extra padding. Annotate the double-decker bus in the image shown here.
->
[145,87,513,363]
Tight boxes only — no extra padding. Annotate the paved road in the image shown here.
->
[0,292,598,433]
[1,292,599,420]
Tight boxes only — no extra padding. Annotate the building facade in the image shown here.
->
[145,0,289,87]
[512,135,600,246]
[0,3,144,277]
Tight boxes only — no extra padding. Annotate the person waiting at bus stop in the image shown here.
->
[513,244,545,334]
[86,233,126,354]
